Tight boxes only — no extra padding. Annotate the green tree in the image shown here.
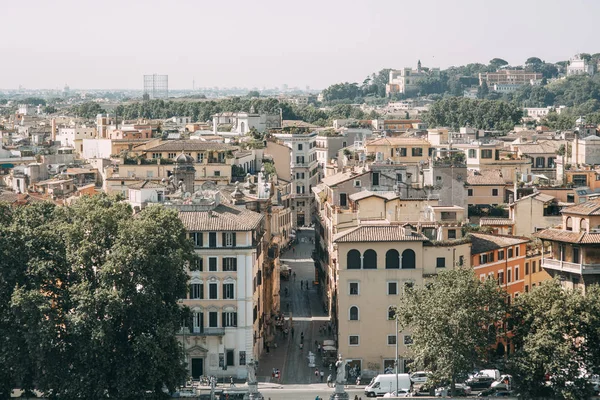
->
[1,196,194,399]
[395,268,506,396]
[321,82,360,102]
[489,58,509,70]
[247,90,260,98]
[508,280,600,400]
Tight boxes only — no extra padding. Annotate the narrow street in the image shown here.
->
[258,228,336,385]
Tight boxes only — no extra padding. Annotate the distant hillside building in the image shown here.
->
[567,54,595,76]
[386,60,440,96]
[479,70,542,88]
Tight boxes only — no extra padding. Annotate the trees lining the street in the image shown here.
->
[0,196,195,399]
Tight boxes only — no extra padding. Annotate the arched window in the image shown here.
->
[581,219,588,232]
[402,249,416,269]
[386,249,400,269]
[363,249,377,269]
[388,306,396,320]
[566,217,573,231]
[349,306,359,321]
[347,250,361,269]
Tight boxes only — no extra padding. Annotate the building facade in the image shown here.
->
[386,61,441,96]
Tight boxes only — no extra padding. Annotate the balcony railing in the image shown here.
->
[542,258,600,275]
[179,327,226,336]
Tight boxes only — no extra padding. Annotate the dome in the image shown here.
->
[175,153,194,164]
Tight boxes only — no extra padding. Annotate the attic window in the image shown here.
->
[354,180,361,187]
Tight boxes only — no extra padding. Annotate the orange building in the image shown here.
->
[470,232,530,357]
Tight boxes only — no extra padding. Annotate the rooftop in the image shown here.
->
[561,199,600,216]
[480,217,514,226]
[366,137,430,147]
[535,229,600,244]
[469,233,529,254]
[334,224,427,243]
[320,167,369,187]
[178,203,263,232]
[515,140,562,154]
[145,140,237,152]
[467,169,505,186]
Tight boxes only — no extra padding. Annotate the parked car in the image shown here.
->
[491,375,513,391]
[477,388,512,397]
[435,384,471,397]
[465,376,496,389]
[383,389,411,398]
[410,371,429,384]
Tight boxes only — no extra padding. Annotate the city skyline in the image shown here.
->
[2,0,600,90]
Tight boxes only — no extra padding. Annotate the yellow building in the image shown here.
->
[466,169,506,207]
[365,137,431,164]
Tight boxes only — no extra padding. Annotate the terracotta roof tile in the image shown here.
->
[334,225,427,243]
[178,204,263,232]
[534,228,600,244]
[469,233,529,254]
[320,167,369,187]
[480,218,514,226]
[467,169,505,186]
[561,199,600,216]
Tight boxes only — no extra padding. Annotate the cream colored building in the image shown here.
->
[334,223,471,377]
[365,137,431,165]
[466,169,506,207]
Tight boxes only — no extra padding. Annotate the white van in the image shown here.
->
[478,369,501,380]
[365,374,411,397]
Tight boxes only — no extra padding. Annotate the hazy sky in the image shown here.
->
[3,0,600,90]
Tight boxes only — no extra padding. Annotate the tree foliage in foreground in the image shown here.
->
[395,268,506,395]
[508,280,600,400]
[0,196,195,399]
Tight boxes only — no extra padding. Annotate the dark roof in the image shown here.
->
[469,233,529,254]
[178,204,263,231]
[145,140,237,152]
[334,225,427,243]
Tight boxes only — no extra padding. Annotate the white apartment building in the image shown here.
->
[56,126,97,153]
[273,131,319,227]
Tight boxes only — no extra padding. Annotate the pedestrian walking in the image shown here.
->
[320,370,324,382]
[230,377,234,387]
[356,376,361,386]
[314,368,319,382]
[317,343,321,353]
[327,374,333,387]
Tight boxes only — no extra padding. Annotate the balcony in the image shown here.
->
[179,327,226,336]
[542,258,600,275]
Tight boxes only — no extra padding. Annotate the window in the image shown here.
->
[196,153,204,163]
[448,229,456,239]
[515,267,520,280]
[412,148,423,157]
[347,250,361,269]
[239,351,246,366]
[573,247,580,263]
[349,336,359,346]
[193,257,203,271]
[388,306,396,320]
[399,148,407,157]
[349,306,359,321]
[214,171,221,177]
[387,335,397,345]
[209,257,218,272]
[429,256,445,269]
[396,173,403,182]
[481,149,493,159]
[168,152,177,159]
[223,283,235,300]
[349,282,359,295]
[480,254,488,264]
[525,262,529,275]
[340,193,347,207]
[152,153,161,159]
[223,257,237,271]
[298,143,303,150]
[209,232,217,248]
[209,283,218,299]
[192,312,203,333]
[508,248,513,258]
[489,252,495,262]
[190,283,203,299]
[516,246,520,256]
[532,260,536,273]
[459,255,465,266]
[468,189,473,196]
[388,281,398,295]
[468,149,476,158]
[507,269,512,283]
[492,188,499,196]
[223,232,236,247]
[498,250,505,261]
[573,175,587,187]
[401,249,416,269]
[222,312,237,327]
[296,172,305,179]
[372,172,380,186]
[209,311,218,328]
[404,335,413,345]
[353,180,361,187]
[363,249,377,269]
[386,249,400,269]
[498,271,504,285]
[525,285,529,293]
[190,232,203,248]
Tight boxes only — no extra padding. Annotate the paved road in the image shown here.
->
[258,228,335,384]
[261,385,366,400]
